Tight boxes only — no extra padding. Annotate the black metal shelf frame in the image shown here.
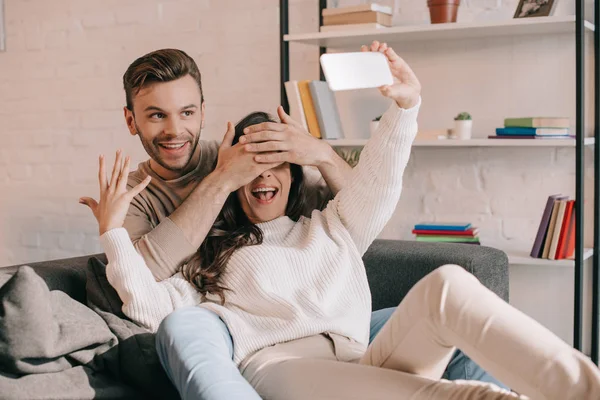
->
[279,0,600,364]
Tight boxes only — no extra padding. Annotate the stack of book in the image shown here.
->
[284,80,344,140]
[530,194,576,260]
[320,3,393,32]
[412,222,480,245]
[489,117,570,140]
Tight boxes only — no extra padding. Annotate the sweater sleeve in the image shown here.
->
[322,99,420,255]
[100,228,202,332]
[124,192,197,282]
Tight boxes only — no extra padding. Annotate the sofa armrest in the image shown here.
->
[1,253,107,304]
[363,240,509,311]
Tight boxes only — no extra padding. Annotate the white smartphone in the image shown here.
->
[320,52,394,91]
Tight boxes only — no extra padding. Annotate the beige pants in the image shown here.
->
[240,265,600,400]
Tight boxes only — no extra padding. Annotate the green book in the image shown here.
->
[504,117,569,128]
[416,236,480,243]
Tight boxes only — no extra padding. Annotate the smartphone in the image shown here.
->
[320,52,394,91]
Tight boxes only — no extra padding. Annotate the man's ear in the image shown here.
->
[123,106,137,136]
[201,102,206,129]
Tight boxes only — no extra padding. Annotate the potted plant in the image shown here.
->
[453,112,473,140]
[370,115,382,136]
[427,0,461,24]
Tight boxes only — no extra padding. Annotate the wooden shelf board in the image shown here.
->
[326,138,595,147]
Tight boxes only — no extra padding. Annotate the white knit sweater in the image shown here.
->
[100,99,420,365]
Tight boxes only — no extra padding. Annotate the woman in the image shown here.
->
[82,44,600,399]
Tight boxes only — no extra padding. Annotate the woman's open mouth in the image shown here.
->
[251,187,279,205]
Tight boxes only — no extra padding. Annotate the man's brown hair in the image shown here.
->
[123,48,204,110]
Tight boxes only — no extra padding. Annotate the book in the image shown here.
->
[488,135,569,140]
[563,203,576,259]
[555,200,575,259]
[320,23,387,32]
[542,198,562,259]
[297,80,322,139]
[530,194,567,258]
[284,81,309,132]
[495,127,569,136]
[412,228,479,236]
[416,236,480,243]
[414,222,472,231]
[504,117,570,129]
[322,3,393,17]
[308,81,344,140]
[323,11,393,26]
[548,200,567,260]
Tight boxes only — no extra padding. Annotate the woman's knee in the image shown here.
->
[426,264,473,288]
[156,306,228,346]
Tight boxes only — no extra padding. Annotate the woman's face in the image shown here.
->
[237,163,292,224]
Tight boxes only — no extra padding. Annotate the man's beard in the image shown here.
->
[135,123,201,175]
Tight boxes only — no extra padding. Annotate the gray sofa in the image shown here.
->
[0,240,509,399]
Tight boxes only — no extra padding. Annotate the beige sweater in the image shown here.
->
[125,140,332,281]
[101,100,420,365]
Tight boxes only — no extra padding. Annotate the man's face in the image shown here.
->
[124,75,205,180]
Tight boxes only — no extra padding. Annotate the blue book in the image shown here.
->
[496,127,569,136]
[414,222,472,231]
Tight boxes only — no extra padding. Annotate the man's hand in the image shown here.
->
[361,41,421,110]
[80,150,151,236]
[238,106,334,167]
[214,121,282,192]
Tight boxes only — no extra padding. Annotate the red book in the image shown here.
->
[412,228,479,237]
[555,200,574,259]
[562,203,576,259]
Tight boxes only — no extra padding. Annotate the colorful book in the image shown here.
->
[320,23,387,32]
[297,80,321,139]
[412,228,479,236]
[504,117,570,129]
[416,236,480,243]
[548,200,567,260]
[530,194,567,258]
[309,81,344,140]
[542,198,563,259]
[495,127,569,136]
[488,135,569,140]
[284,81,309,132]
[323,11,392,26]
[322,3,393,16]
[414,222,471,231]
[563,203,576,259]
[555,200,575,259]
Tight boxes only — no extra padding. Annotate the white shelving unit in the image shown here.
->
[326,137,596,147]
[504,247,594,267]
[285,15,594,48]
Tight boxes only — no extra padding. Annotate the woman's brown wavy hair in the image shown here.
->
[182,111,307,304]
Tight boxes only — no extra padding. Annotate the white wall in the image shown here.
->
[0,0,595,266]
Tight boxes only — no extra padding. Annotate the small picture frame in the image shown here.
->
[513,0,556,18]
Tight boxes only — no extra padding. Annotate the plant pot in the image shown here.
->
[370,121,380,136]
[454,120,473,140]
[427,0,460,24]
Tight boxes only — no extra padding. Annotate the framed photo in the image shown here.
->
[0,0,5,51]
[513,0,557,18]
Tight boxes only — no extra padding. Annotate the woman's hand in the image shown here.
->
[79,150,151,236]
[361,41,421,110]
[239,106,333,167]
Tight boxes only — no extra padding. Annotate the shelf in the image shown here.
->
[504,248,593,267]
[327,138,595,147]
[285,16,595,49]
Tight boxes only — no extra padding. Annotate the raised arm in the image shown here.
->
[322,42,422,255]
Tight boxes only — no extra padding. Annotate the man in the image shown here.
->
[82,46,505,398]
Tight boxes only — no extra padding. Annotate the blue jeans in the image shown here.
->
[156,307,506,400]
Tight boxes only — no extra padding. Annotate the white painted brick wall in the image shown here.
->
[0,0,595,267]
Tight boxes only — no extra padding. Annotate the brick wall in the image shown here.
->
[0,0,594,266]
